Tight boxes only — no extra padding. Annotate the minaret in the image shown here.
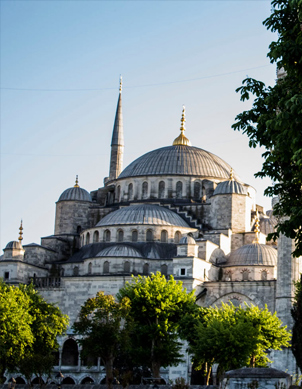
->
[108,76,124,181]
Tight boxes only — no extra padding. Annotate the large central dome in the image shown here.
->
[119,145,239,180]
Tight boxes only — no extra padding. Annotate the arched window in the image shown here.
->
[194,181,201,199]
[73,266,79,276]
[93,230,99,243]
[132,230,138,242]
[128,183,133,200]
[62,338,78,366]
[85,233,90,245]
[158,181,165,199]
[117,229,124,242]
[77,225,82,234]
[88,262,92,274]
[142,182,148,199]
[124,261,130,273]
[261,270,268,281]
[146,229,153,242]
[161,264,168,276]
[116,185,121,202]
[242,270,249,281]
[81,377,94,385]
[176,181,183,199]
[174,231,181,243]
[62,378,75,385]
[161,230,168,243]
[103,261,109,273]
[104,230,111,242]
[143,263,149,275]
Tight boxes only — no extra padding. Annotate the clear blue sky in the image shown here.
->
[1,0,276,248]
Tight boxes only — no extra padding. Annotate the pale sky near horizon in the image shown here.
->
[1,0,277,249]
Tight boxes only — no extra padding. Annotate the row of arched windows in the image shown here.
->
[83,230,182,245]
[74,262,168,276]
[115,180,205,202]
[225,269,268,281]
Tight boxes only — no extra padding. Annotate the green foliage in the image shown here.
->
[0,281,34,382]
[72,291,131,389]
[117,272,196,378]
[291,276,302,371]
[172,377,190,389]
[190,303,291,375]
[16,284,69,386]
[232,0,302,257]
[0,282,68,385]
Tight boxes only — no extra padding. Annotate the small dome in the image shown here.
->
[226,243,277,266]
[58,187,92,202]
[213,179,247,195]
[5,241,22,250]
[96,204,190,228]
[97,245,142,258]
[180,235,196,245]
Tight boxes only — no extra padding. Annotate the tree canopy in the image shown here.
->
[16,284,69,387]
[117,272,197,379]
[232,0,302,256]
[0,282,68,385]
[190,303,291,384]
[72,291,131,389]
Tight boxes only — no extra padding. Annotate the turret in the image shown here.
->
[107,77,124,182]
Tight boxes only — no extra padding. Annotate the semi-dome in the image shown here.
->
[118,145,240,180]
[58,177,92,202]
[96,204,190,228]
[5,241,22,250]
[97,245,142,258]
[213,180,246,195]
[226,243,277,267]
[180,235,196,245]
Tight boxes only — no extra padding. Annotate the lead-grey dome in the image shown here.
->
[58,187,92,202]
[97,245,142,258]
[226,243,277,266]
[96,204,190,228]
[5,241,22,250]
[180,235,196,244]
[213,180,246,195]
[118,145,240,180]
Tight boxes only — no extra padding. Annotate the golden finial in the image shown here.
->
[253,211,260,244]
[119,75,122,93]
[18,220,23,243]
[172,106,192,146]
[74,175,79,188]
[229,168,234,181]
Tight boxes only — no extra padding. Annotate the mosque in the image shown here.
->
[1,78,301,384]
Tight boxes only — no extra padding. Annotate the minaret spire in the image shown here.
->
[108,76,124,181]
[18,220,23,243]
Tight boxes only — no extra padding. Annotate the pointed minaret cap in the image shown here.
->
[111,77,124,146]
[173,106,192,146]
[74,175,80,188]
[18,220,23,243]
[119,75,122,94]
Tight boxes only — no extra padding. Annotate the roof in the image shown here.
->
[58,186,92,202]
[213,179,247,195]
[180,235,196,244]
[118,145,240,180]
[96,204,191,228]
[4,241,22,250]
[97,245,143,258]
[226,243,277,267]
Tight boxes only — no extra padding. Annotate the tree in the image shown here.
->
[232,0,302,257]
[72,291,131,389]
[16,284,69,387]
[190,303,291,384]
[117,272,197,379]
[0,282,34,383]
[292,275,302,371]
